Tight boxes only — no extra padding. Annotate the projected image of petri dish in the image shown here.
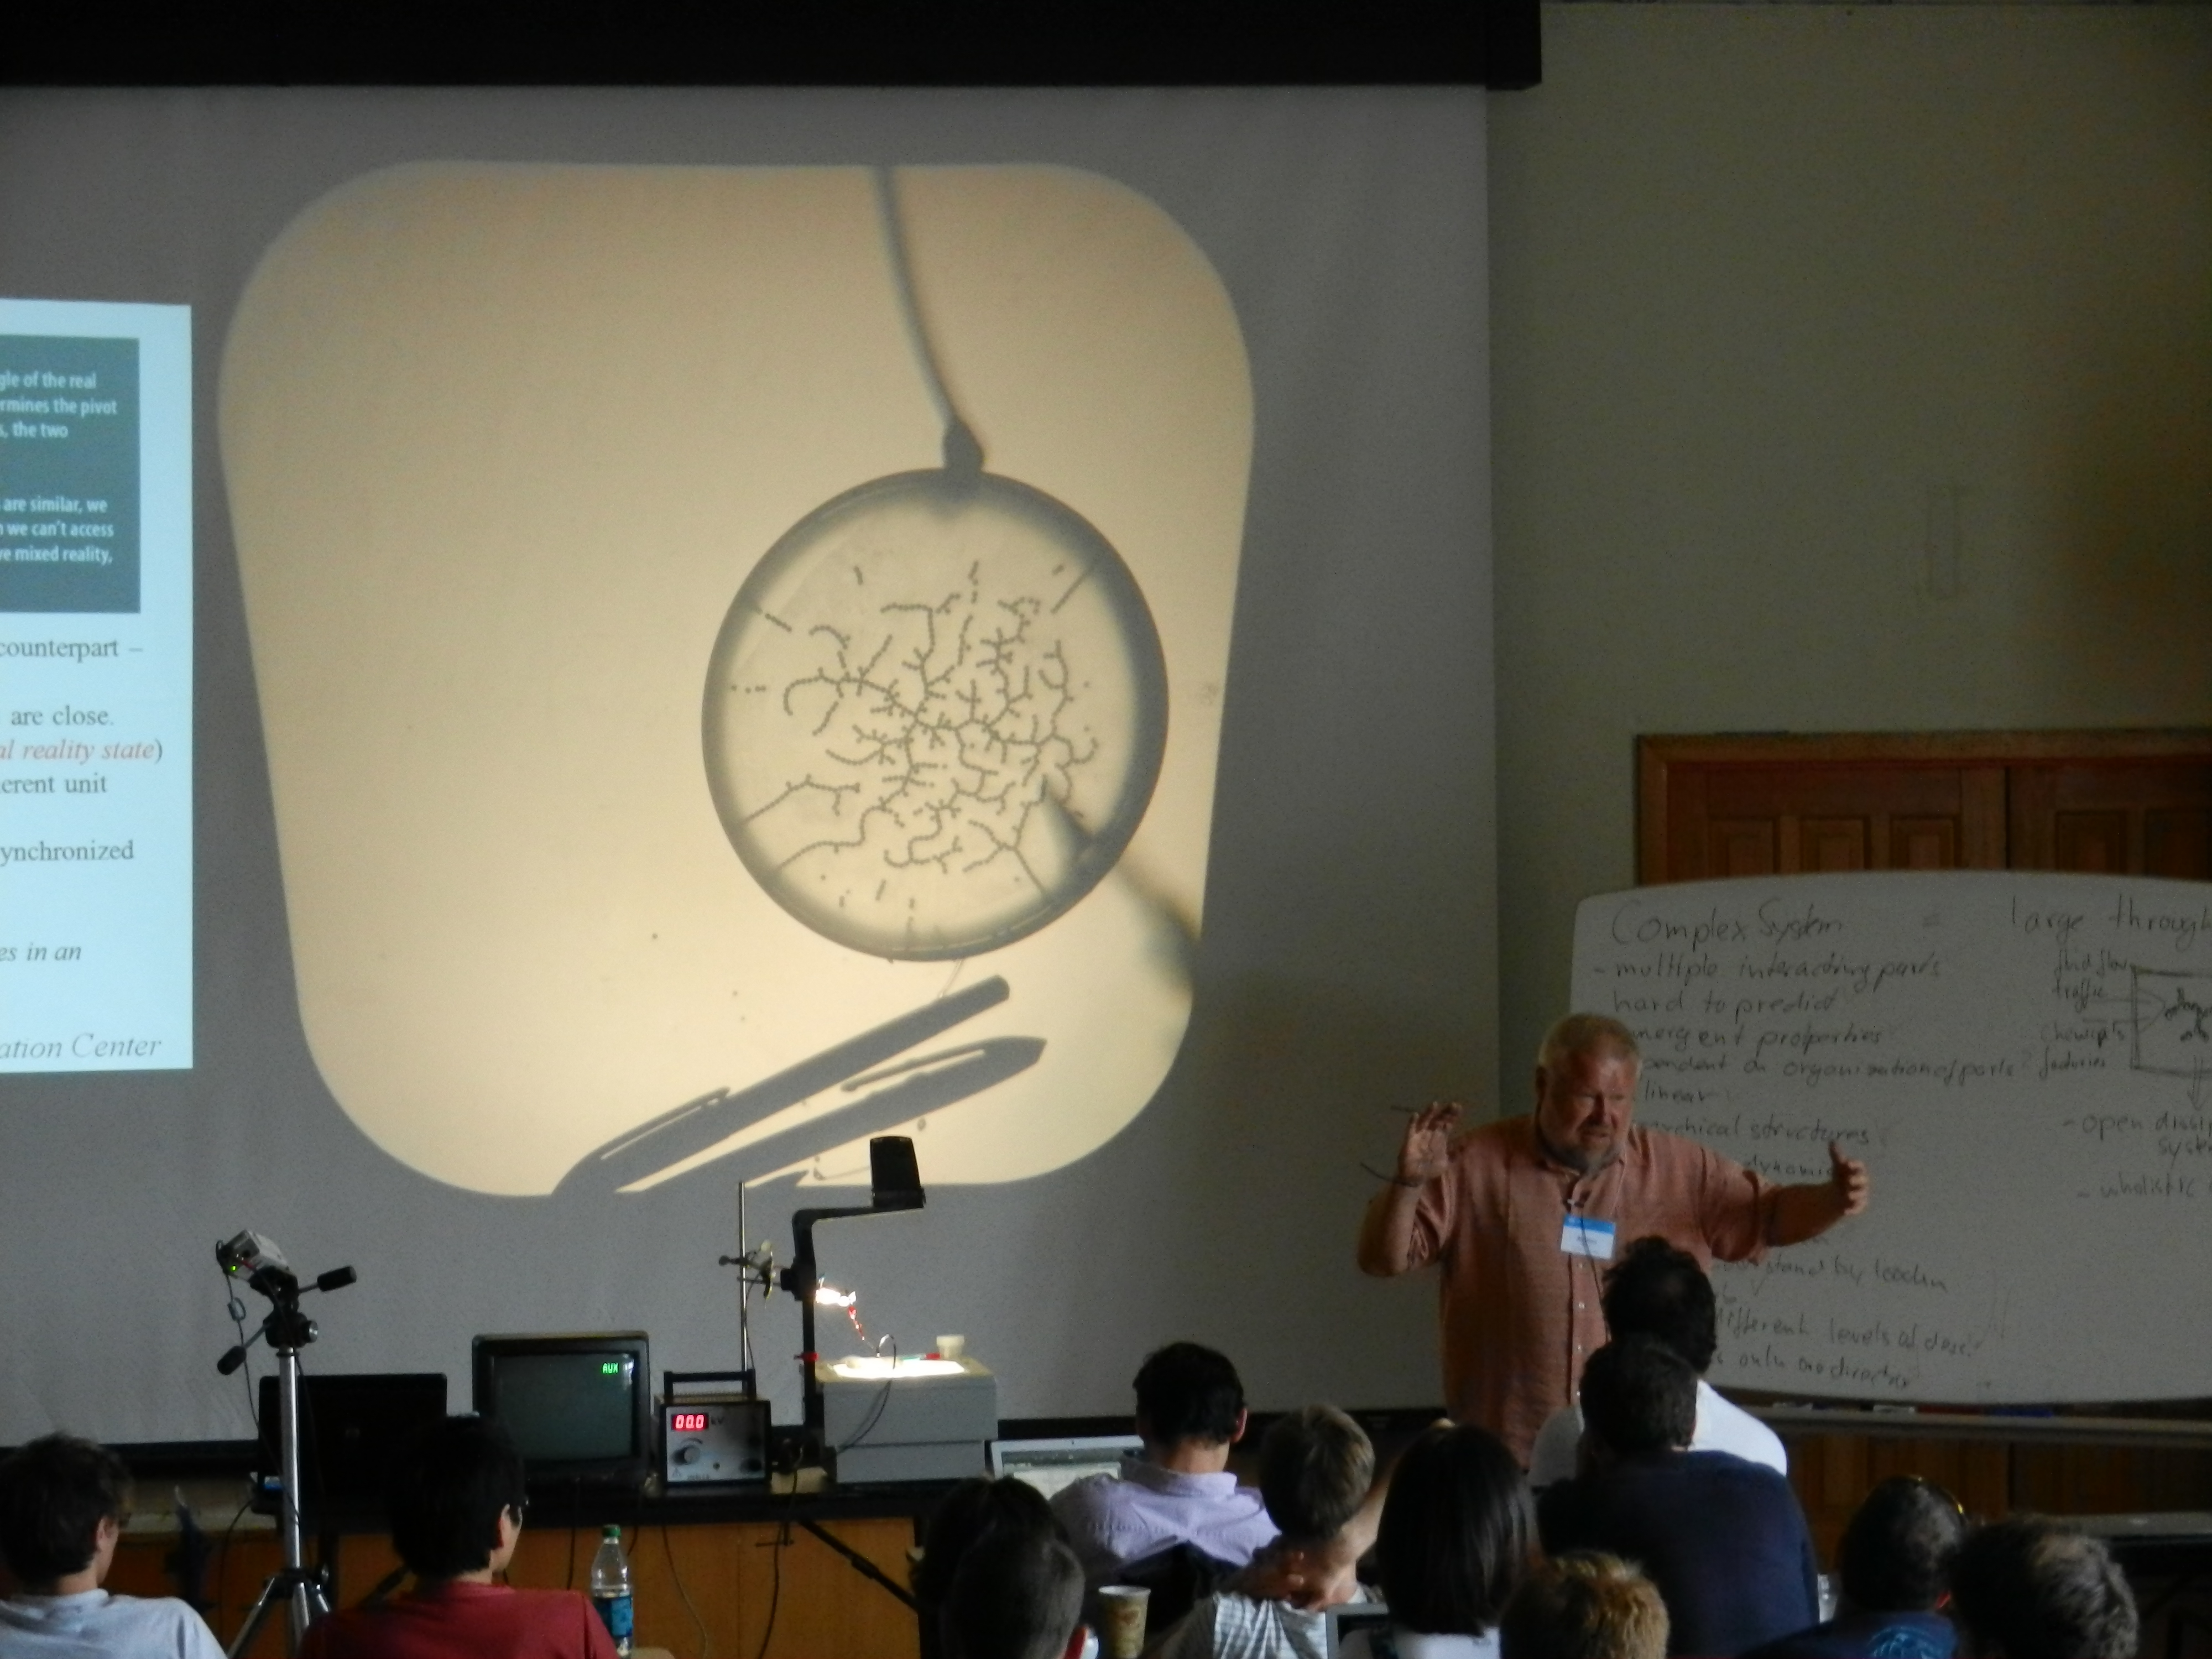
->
[703,469,1168,961]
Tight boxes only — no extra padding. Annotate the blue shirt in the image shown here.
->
[1537,1449,1820,1657]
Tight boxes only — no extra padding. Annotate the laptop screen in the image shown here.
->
[988,1434,1144,1500]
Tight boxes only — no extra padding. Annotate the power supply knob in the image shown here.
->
[674,1442,703,1465]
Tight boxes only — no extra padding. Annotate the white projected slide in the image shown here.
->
[0,300,191,1073]
[223,165,1247,1193]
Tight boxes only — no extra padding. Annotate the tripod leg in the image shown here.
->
[227,1573,286,1659]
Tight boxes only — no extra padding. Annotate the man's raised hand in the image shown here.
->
[1828,1139,1871,1217]
[1398,1100,1463,1186]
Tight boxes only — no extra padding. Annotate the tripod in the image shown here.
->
[215,1238,354,1657]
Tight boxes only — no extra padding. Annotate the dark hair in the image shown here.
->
[1839,1477,1964,1613]
[1602,1238,1718,1374]
[1500,1551,1668,1659]
[0,1434,128,1585]
[914,1476,1060,1615]
[942,1529,1084,1659]
[387,1415,527,1579]
[1133,1342,1245,1447]
[1949,1515,2137,1659]
[1376,1423,1533,1636]
[1258,1405,1373,1546]
[1577,1335,1696,1458]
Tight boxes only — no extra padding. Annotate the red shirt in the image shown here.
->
[300,1582,619,1659]
[1405,1115,1777,1463]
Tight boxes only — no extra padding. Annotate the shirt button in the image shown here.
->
[1577,1302,1584,1311]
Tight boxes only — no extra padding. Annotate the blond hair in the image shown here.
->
[1536,1014,1641,1074]
[1500,1552,1668,1659]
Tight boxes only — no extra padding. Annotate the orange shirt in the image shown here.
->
[1405,1115,1778,1464]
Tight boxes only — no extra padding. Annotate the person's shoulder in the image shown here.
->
[1527,1402,1584,1488]
[1051,1470,1110,1511]
[1681,1447,1783,1480]
[1740,1611,1954,1659]
[1456,1115,1535,1165]
[1679,1451,1806,1514]
[1694,1382,1789,1471]
[77,1601,221,1655]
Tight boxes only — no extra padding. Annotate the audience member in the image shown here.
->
[1536,1336,1816,1657]
[941,1529,1089,1659]
[1947,1515,2137,1659]
[1499,1554,1668,1659]
[1052,1343,1276,1589]
[1527,1238,1786,1488]
[298,1416,616,1658]
[1340,1423,1532,1659]
[1155,1405,1375,1659]
[1741,1476,1964,1659]
[915,1477,1064,1659]
[0,1433,225,1659]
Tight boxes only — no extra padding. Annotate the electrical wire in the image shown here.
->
[754,1482,799,1659]
[223,1282,258,1431]
[214,1493,253,1640]
[565,1477,582,1590]
[661,1522,711,1658]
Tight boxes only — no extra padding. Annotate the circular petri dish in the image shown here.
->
[703,469,1168,960]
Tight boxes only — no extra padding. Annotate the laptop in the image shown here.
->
[1324,1601,1392,1656]
[254,1371,448,1527]
[988,1433,1143,1500]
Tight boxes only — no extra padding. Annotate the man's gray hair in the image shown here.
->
[1537,1013,1641,1074]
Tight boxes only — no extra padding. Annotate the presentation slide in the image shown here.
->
[0,299,191,1073]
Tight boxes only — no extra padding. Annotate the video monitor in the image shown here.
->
[471,1332,651,1492]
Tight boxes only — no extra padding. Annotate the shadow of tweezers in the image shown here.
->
[555,976,1040,1197]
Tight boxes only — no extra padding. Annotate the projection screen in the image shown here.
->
[0,88,1494,1444]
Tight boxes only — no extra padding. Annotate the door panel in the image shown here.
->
[1641,733,2212,884]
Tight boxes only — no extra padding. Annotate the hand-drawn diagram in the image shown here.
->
[2133,967,2212,1077]
[704,470,1167,960]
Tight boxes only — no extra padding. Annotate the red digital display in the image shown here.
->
[670,1411,710,1433]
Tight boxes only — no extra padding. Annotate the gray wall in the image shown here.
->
[1492,6,2212,1101]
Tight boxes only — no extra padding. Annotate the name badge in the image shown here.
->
[1560,1215,1616,1260]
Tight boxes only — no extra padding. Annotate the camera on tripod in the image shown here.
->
[212,1229,354,1656]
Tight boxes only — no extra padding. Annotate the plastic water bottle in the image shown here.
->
[589,1524,634,1656]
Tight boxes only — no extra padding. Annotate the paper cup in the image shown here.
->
[1098,1584,1150,1659]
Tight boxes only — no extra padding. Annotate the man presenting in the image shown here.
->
[1357,1013,1870,1463]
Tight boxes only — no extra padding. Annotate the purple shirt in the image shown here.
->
[1050,1457,1280,1583]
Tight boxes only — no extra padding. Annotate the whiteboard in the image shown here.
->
[1571,872,2212,1404]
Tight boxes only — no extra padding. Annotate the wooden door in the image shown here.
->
[1639,731,2212,883]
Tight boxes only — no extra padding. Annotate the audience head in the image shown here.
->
[1257,1405,1374,1547]
[0,1434,128,1590]
[1577,1335,1696,1459]
[1500,1551,1668,1659]
[1601,1239,1718,1375]
[1133,1342,1247,1449]
[1949,1514,2137,1659]
[1537,1014,1641,1076]
[941,1528,1086,1659]
[387,1414,528,1580]
[914,1475,1061,1617]
[1375,1422,1533,1636]
[1838,1475,1965,1614]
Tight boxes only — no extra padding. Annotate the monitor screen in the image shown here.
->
[472,1332,650,1489]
